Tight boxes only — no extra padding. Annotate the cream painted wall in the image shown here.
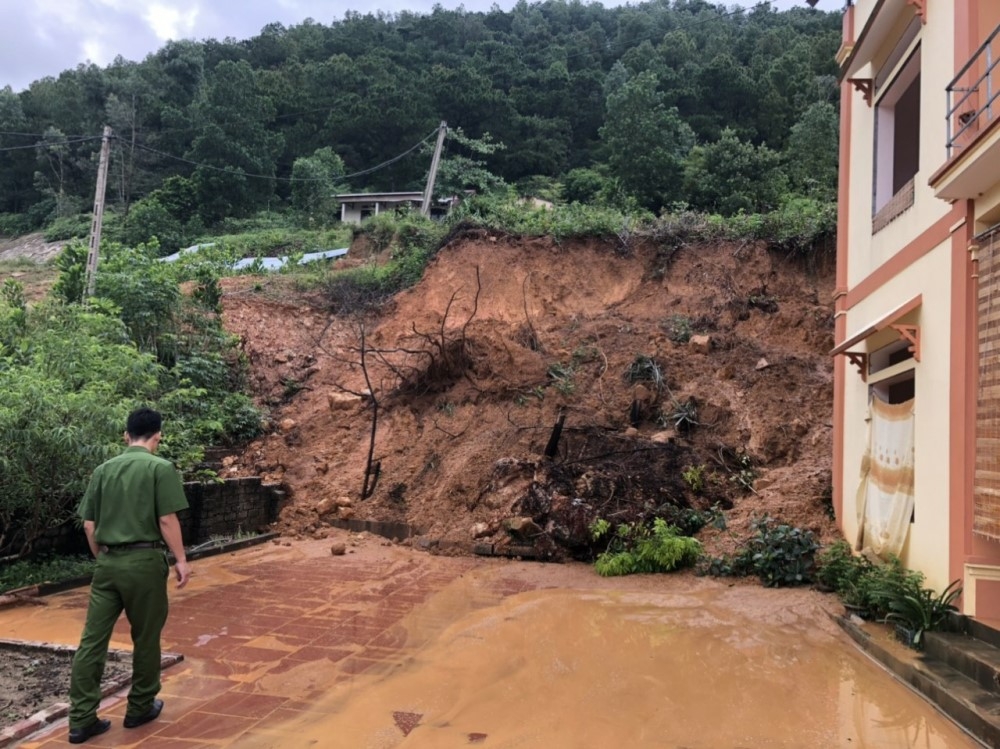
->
[852,0,879,36]
[840,240,954,592]
[845,6,955,288]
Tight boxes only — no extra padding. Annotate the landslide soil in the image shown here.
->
[221,232,838,558]
[0,231,835,731]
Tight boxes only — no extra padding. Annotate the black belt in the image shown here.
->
[99,541,164,552]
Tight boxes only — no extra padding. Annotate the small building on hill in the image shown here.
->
[335,192,454,224]
[335,192,423,224]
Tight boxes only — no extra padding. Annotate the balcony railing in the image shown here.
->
[947,22,1000,159]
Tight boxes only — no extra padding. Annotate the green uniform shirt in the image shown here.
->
[78,446,189,545]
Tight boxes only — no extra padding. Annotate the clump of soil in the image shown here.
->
[220,233,837,561]
[0,643,131,727]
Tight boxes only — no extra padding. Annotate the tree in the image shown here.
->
[683,128,787,215]
[785,101,839,202]
[0,88,36,215]
[600,69,695,211]
[434,128,507,198]
[187,60,283,222]
[291,147,346,217]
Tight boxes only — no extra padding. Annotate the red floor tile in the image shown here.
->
[154,711,261,742]
[197,692,287,718]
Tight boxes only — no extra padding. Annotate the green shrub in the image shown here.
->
[661,503,722,536]
[707,515,819,587]
[848,555,924,622]
[447,194,638,240]
[0,554,95,594]
[592,517,701,576]
[52,241,88,304]
[815,540,867,593]
[44,213,91,241]
[0,212,36,236]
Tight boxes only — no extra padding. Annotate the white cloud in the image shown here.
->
[143,2,200,42]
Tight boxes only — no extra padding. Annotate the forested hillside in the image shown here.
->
[0,0,840,250]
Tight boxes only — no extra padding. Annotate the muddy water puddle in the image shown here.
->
[240,568,976,749]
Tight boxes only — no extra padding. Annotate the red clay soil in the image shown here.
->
[219,232,837,560]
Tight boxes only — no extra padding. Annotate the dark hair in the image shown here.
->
[126,408,162,439]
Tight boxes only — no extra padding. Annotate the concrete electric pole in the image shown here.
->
[85,125,113,298]
[421,121,448,217]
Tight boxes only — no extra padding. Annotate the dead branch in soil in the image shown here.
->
[432,419,466,439]
[366,267,483,396]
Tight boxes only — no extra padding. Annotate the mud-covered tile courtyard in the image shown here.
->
[0,535,978,748]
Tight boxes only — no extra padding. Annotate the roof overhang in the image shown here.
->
[831,295,922,379]
[335,192,423,202]
[839,0,922,82]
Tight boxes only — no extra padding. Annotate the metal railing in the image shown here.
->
[947,22,1000,158]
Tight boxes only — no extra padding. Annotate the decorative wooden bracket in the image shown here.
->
[845,351,869,381]
[906,0,927,24]
[889,324,920,361]
[848,78,873,106]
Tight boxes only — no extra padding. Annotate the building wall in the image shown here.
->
[845,6,954,289]
[840,242,953,591]
[341,205,364,224]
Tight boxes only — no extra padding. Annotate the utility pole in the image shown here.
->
[85,125,113,298]
[421,120,447,217]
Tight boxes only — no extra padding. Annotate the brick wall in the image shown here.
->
[872,178,915,234]
[31,478,286,556]
[178,478,287,542]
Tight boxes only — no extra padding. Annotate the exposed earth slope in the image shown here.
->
[220,232,837,559]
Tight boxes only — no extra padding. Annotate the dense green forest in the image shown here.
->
[0,0,840,250]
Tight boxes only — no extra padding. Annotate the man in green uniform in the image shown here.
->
[67,407,191,744]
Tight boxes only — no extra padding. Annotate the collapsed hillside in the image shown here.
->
[221,232,838,559]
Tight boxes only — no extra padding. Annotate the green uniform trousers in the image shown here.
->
[69,549,169,728]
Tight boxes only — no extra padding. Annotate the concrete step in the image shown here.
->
[926,631,1000,695]
[838,615,1000,748]
[910,656,1000,748]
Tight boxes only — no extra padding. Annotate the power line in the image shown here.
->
[125,126,438,183]
[0,135,104,152]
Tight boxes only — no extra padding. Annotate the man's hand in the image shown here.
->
[174,560,191,589]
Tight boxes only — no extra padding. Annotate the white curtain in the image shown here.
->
[855,395,916,558]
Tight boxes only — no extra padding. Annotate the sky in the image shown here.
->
[0,0,842,93]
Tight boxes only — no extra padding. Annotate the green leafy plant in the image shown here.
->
[815,540,868,594]
[660,503,722,536]
[707,515,819,587]
[885,580,962,649]
[547,361,576,394]
[0,554,96,594]
[847,555,925,622]
[729,452,757,492]
[682,465,705,493]
[592,517,701,577]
